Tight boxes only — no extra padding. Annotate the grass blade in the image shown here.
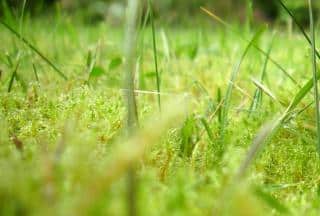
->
[0,20,67,80]
[308,0,320,154]
[32,63,39,82]
[19,0,27,36]
[148,0,161,112]
[200,117,214,144]
[124,0,140,215]
[136,4,150,90]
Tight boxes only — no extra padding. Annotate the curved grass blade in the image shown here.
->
[200,7,299,86]
[0,20,67,80]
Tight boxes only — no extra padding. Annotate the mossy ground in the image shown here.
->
[0,17,320,215]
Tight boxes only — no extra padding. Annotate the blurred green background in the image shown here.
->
[1,0,319,25]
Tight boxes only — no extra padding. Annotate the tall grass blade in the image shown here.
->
[148,0,161,112]
[308,0,320,154]
[0,20,67,80]
[124,0,140,215]
[200,7,299,86]
[136,4,150,90]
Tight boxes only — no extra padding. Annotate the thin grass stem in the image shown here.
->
[308,0,320,155]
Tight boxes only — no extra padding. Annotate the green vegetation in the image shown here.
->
[0,0,320,215]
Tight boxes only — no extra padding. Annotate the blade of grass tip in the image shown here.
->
[148,0,161,112]
[0,20,67,80]
[286,77,315,114]
[220,28,265,150]
[32,63,39,82]
[200,7,299,86]
[276,0,320,59]
[251,77,285,106]
[8,61,20,92]
[124,0,140,215]
[161,29,170,60]
[308,0,320,155]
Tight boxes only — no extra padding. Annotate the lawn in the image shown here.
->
[0,5,320,216]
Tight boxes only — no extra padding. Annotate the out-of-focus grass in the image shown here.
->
[0,12,320,215]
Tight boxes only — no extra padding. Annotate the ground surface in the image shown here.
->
[0,16,320,215]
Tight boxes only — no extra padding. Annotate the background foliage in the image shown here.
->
[1,0,319,24]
